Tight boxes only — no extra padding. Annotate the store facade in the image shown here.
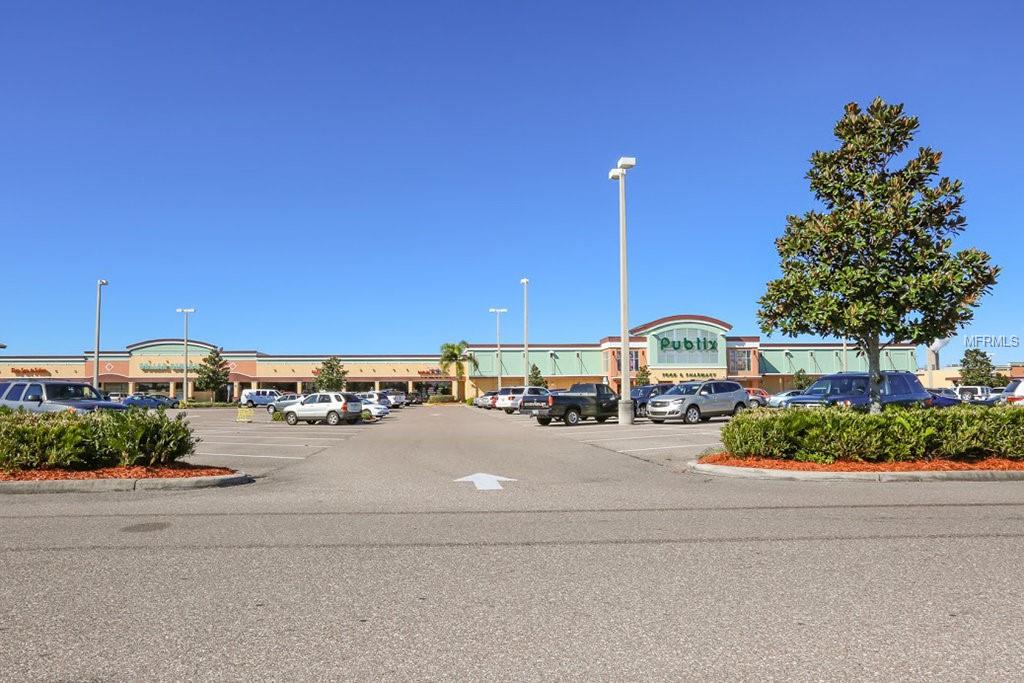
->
[0,315,920,400]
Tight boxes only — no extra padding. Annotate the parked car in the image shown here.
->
[745,387,770,407]
[362,401,390,418]
[382,389,406,407]
[474,391,497,408]
[267,393,302,413]
[927,389,962,408]
[359,391,393,408]
[1003,379,1024,406]
[106,391,126,403]
[282,392,363,425]
[767,389,803,408]
[526,383,619,426]
[629,383,675,417]
[240,389,282,407]
[407,393,424,405]
[955,385,992,402]
[780,371,932,409]
[0,380,127,413]
[149,393,180,408]
[647,380,749,424]
[122,393,165,409]
[494,387,525,413]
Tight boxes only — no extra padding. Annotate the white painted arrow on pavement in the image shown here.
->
[453,473,517,491]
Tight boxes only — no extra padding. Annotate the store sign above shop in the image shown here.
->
[11,367,52,376]
[140,362,198,372]
[659,337,718,351]
[418,368,448,378]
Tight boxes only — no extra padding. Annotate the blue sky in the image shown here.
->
[2,1,1021,364]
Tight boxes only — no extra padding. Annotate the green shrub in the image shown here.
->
[271,410,285,422]
[361,409,373,421]
[0,407,198,471]
[427,395,455,404]
[465,398,475,406]
[721,405,1024,463]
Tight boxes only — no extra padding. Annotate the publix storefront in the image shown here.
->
[463,314,919,396]
[0,314,920,400]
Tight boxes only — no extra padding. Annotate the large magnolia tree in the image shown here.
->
[759,98,998,412]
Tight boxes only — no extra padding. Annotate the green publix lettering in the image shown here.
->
[659,337,718,352]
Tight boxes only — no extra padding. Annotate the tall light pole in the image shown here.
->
[176,308,195,404]
[520,278,529,387]
[489,307,508,390]
[93,279,109,390]
[609,156,636,426]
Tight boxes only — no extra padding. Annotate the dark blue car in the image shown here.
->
[122,393,165,409]
[781,371,933,409]
[630,383,675,417]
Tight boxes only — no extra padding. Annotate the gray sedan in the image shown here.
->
[267,393,303,413]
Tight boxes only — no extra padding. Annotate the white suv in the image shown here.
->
[493,386,548,414]
[382,389,406,407]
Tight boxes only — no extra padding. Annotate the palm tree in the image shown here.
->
[439,340,478,400]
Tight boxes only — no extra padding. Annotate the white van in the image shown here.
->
[239,389,282,407]
[955,385,992,401]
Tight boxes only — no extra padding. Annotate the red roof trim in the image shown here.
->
[630,315,733,334]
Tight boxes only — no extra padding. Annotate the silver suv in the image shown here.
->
[283,392,364,425]
[646,380,749,424]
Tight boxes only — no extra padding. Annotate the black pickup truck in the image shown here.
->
[520,383,619,426]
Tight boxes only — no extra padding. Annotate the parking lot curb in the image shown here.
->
[688,462,1024,482]
[0,472,253,494]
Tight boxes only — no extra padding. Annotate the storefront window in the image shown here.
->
[728,349,751,373]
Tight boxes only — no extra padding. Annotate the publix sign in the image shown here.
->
[658,336,718,352]
[140,361,199,372]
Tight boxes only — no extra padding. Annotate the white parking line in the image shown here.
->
[196,441,326,447]
[580,432,722,443]
[189,452,306,460]
[620,442,722,452]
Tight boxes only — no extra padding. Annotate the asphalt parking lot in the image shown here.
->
[5,403,1024,680]
[180,407,379,477]
[474,404,726,470]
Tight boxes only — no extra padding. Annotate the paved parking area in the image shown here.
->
[471,405,726,470]
[179,407,376,477]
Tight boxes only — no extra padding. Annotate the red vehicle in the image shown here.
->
[745,387,770,407]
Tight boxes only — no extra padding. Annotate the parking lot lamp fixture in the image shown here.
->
[176,308,195,404]
[93,279,108,390]
[609,156,636,426]
[520,278,529,387]
[489,307,508,390]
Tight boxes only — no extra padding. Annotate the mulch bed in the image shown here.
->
[700,452,1024,472]
[0,462,235,481]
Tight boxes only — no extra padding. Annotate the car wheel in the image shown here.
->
[733,403,746,416]
[267,405,276,414]
[595,417,608,423]
[346,417,360,425]
[684,405,701,424]
[564,408,581,426]
[285,412,298,425]
[639,404,648,417]
[246,401,255,408]
[504,409,514,414]
[537,417,552,426]
[326,411,341,426]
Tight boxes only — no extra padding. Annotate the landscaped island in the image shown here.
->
[709,405,1024,471]
[0,407,221,481]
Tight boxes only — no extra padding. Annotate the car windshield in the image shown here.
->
[663,383,701,396]
[47,384,103,401]
[1003,380,1020,393]
[804,376,868,396]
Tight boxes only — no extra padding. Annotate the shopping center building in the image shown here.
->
[0,314,922,400]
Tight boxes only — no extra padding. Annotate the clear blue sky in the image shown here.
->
[2,1,1021,364]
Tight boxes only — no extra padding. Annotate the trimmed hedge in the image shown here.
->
[427,395,455,404]
[721,405,1024,464]
[0,407,198,471]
